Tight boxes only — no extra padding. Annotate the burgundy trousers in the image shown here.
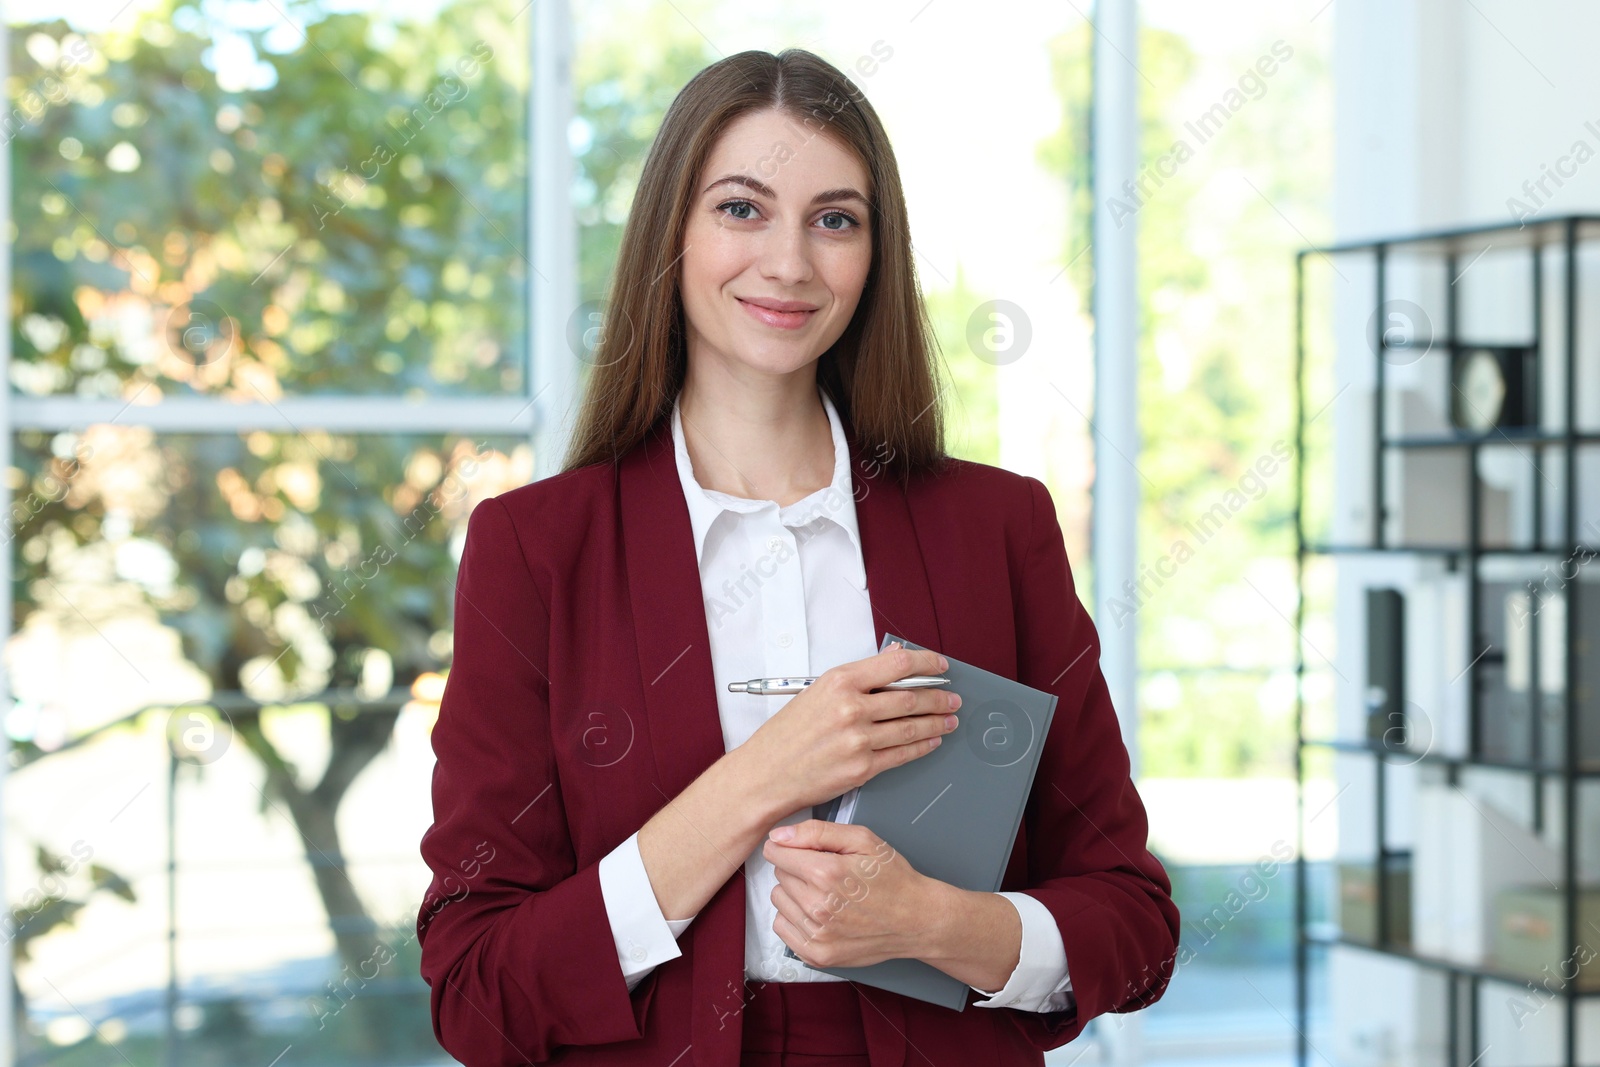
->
[739,980,872,1067]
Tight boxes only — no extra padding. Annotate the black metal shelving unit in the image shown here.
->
[1293,215,1600,1067]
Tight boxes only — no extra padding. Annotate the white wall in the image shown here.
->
[1336,0,1600,238]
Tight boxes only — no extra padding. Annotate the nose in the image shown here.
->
[756,218,815,287]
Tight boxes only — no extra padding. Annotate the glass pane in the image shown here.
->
[8,428,530,739]
[6,427,528,1062]
[9,694,448,1064]
[8,0,529,399]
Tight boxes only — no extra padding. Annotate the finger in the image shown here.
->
[869,732,947,776]
[772,912,822,965]
[851,643,949,693]
[861,682,960,724]
[764,839,834,885]
[865,705,957,751]
[769,818,877,856]
[770,883,824,945]
[763,839,817,881]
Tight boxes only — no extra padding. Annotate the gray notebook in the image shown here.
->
[784,632,1060,1011]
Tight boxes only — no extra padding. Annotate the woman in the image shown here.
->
[418,47,1178,1067]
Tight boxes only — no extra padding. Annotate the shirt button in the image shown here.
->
[776,632,793,648]
[767,535,785,554]
[629,945,647,962]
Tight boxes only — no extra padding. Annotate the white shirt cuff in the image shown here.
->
[969,891,1076,1013]
[597,830,697,991]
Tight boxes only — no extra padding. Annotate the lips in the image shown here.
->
[737,298,817,330]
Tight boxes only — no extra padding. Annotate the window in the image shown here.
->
[5,2,534,1060]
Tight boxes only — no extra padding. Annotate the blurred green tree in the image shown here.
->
[1037,21,1326,778]
[4,844,135,1064]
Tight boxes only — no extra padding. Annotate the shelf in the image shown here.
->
[1305,930,1600,995]
[1299,213,1600,257]
[1301,542,1598,557]
[1302,738,1600,778]
[1382,430,1600,448]
[1295,217,1600,1067]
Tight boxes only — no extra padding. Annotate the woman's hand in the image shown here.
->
[762,819,942,969]
[763,820,1026,989]
[734,642,961,816]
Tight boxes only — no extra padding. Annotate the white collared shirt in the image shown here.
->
[595,384,1074,1012]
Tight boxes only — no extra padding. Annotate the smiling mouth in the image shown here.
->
[738,298,817,330]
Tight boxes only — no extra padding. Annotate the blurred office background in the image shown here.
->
[1,0,1595,1064]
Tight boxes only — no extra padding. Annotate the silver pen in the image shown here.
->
[727,675,951,695]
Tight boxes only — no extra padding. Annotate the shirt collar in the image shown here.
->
[671,385,863,572]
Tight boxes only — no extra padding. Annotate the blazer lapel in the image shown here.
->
[841,416,931,1067]
[619,416,726,800]
[618,418,744,1067]
[618,408,943,1067]
[846,433,944,658]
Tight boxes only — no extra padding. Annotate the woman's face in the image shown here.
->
[678,107,873,384]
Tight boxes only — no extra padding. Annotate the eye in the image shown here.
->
[717,198,759,221]
[713,199,863,233]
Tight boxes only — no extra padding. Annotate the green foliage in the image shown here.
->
[8,0,545,700]
[11,0,528,399]
[571,3,723,305]
[924,263,1000,467]
[1037,24,1093,299]
[1037,22,1329,777]
[5,841,138,1062]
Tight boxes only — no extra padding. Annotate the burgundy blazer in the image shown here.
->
[417,409,1179,1067]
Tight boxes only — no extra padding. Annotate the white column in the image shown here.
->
[1091,0,1141,775]
[530,0,579,479]
[1091,2,1142,1064]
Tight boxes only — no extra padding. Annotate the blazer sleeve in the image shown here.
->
[417,496,656,1065]
[992,475,1180,1051]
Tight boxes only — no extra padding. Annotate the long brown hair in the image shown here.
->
[559,47,949,487]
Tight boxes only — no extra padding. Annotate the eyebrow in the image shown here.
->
[703,173,871,209]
